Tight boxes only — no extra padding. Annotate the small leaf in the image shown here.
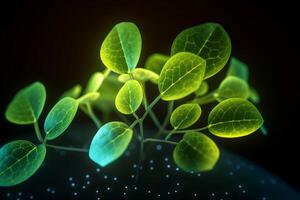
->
[145,53,170,74]
[171,23,231,79]
[115,80,143,114]
[118,68,159,84]
[208,98,264,138]
[89,121,133,167]
[100,22,142,74]
[194,81,209,96]
[227,57,249,81]
[77,92,100,104]
[60,85,82,99]
[158,52,206,101]
[215,76,250,101]
[44,97,79,140]
[170,104,201,129]
[0,140,46,186]
[173,132,219,172]
[249,87,260,104]
[84,72,104,94]
[5,82,46,125]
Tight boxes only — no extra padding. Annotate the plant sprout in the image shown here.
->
[0,22,265,187]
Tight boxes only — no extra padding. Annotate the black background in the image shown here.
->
[0,0,299,191]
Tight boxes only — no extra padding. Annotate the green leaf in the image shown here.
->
[227,57,249,81]
[215,76,250,101]
[118,68,159,84]
[145,53,170,74]
[171,23,231,79]
[170,104,201,129]
[60,84,82,99]
[5,82,46,125]
[100,22,142,74]
[77,92,100,104]
[158,52,206,101]
[0,140,46,186]
[44,97,79,140]
[173,132,219,172]
[249,87,260,104]
[115,80,143,114]
[84,72,104,94]
[194,81,209,96]
[208,98,264,138]
[89,121,133,167]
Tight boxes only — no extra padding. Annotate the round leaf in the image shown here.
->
[194,81,209,96]
[84,72,104,94]
[227,57,249,81]
[89,121,133,167]
[0,140,46,186]
[170,104,201,129]
[171,23,231,79]
[100,22,142,74]
[118,68,159,84]
[115,80,143,114]
[60,84,82,99]
[215,76,250,101]
[144,53,170,74]
[173,132,219,172]
[5,82,46,125]
[158,52,206,101]
[77,92,100,104]
[44,97,79,140]
[208,98,264,138]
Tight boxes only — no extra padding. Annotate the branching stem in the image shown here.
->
[33,121,43,143]
[46,144,89,152]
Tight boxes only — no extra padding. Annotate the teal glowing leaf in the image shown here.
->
[100,22,142,74]
[170,104,201,129]
[173,132,219,172]
[44,97,79,140]
[194,81,209,96]
[60,84,82,99]
[158,52,206,101]
[171,23,231,79]
[115,80,143,114]
[0,140,46,186]
[118,68,159,84]
[249,87,260,104]
[145,53,170,74]
[77,92,100,104]
[215,76,250,101]
[227,57,249,81]
[89,121,133,167]
[208,98,264,138]
[5,82,46,125]
[84,72,104,94]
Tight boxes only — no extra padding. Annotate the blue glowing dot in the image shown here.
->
[194,193,197,196]
[71,183,75,187]
[86,181,91,185]
[262,197,267,200]
[167,164,171,168]
[133,164,137,168]
[150,166,154,170]
[197,173,201,177]
[131,174,135,178]
[238,184,242,188]
[104,175,108,179]
[174,190,178,193]
[46,188,51,192]
[243,190,246,193]
[176,167,179,171]
[134,186,138,190]
[148,190,151,194]
[124,185,128,189]
[73,192,78,196]
[6,193,11,197]
[85,174,90,179]
[167,192,171,195]
[157,194,161,197]
[107,187,111,191]
[82,185,86,189]
[18,192,22,196]
[211,193,215,196]
[113,177,118,181]
[29,195,34,199]
[96,190,99,193]
[149,159,154,164]
[97,198,100,200]
[165,174,170,178]
[225,192,229,195]
[164,157,169,162]
[68,177,74,181]
[229,171,234,176]
[51,190,55,194]
[176,182,180,186]
[16,198,20,200]
[96,168,100,172]
[123,192,127,195]
[156,144,162,151]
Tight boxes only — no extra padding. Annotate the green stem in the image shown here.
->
[165,129,176,140]
[133,113,144,183]
[156,101,174,137]
[46,144,89,153]
[171,125,210,133]
[33,122,43,143]
[86,103,102,128]
[191,90,217,105]
[103,69,111,78]
[143,90,161,130]
[143,138,178,145]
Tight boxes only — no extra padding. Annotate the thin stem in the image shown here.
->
[86,103,102,128]
[171,125,210,133]
[191,90,217,105]
[156,101,174,137]
[143,91,161,130]
[103,69,111,78]
[133,113,144,183]
[165,129,176,140]
[143,138,178,145]
[46,144,89,153]
[33,122,43,143]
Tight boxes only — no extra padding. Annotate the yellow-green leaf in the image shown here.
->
[145,53,170,74]
[170,104,201,129]
[84,72,104,94]
[227,57,249,81]
[77,92,100,104]
[194,81,209,96]
[118,68,159,84]
[60,84,82,99]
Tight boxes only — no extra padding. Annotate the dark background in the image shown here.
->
[0,0,299,191]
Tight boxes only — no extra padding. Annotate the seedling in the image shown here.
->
[0,22,265,187]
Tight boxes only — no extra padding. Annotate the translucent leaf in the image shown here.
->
[0,140,46,186]
[227,57,249,81]
[173,132,219,172]
[84,72,104,94]
[158,52,206,101]
[144,53,170,74]
[77,92,100,104]
[100,22,142,74]
[171,23,231,79]
[194,81,209,97]
[249,87,260,104]
[89,121,133,167]
[170,104,201,129]
[208,98,264,138]
[60,84,82,99]
[215,76,250,101]
[118,68,159,84]
[115,80,143,114]
[44,97,79,140]
[5,82,46,125]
